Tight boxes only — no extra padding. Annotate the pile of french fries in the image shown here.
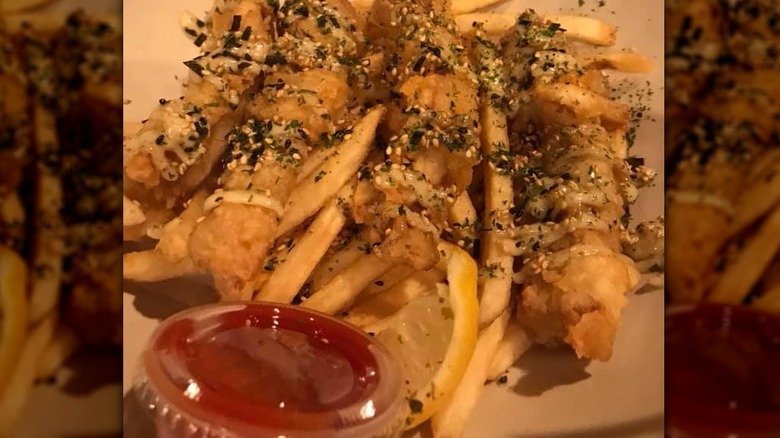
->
[124,0,658,435]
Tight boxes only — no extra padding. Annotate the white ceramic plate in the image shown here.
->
[123,0,664,436]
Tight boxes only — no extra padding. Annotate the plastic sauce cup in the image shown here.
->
[667,303,780,438]
[132,302,404,438]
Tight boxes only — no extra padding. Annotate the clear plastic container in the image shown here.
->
[132,302,404,438]
[667,303,780,438]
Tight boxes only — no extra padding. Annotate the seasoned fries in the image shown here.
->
[123,0,660,435]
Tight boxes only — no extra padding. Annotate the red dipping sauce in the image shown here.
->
[133,303,404,438]
[667,303,780,438]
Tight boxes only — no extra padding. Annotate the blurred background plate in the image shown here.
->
[9,0,122,437]
[123,0,664,436]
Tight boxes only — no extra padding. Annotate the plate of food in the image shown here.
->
[123,0,664,436]
[0,0,122,436]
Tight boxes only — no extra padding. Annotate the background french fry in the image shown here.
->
[752,283,780,312]
[752,284,780,314]
[729,159,780,236]
[746,149,780,185]
[27,86,64,324]
[0,314,55,436]
[710,205,780,304]
[35,326,78,379]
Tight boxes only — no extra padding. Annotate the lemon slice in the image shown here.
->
[373,243,478,429]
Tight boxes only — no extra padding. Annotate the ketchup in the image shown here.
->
[667,303,780,437]
[134,303,404,438]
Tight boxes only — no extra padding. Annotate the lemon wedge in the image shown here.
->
[373,243,478,429]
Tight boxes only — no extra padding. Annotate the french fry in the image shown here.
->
[431,310,509,438]
[486,320,531,381]
[451,0,509,15]
[0,247,29,398]
[28,103,63,324]
[123,250,199,282]
[277,106,385,237]
[344,268,446,328]
[477,104,515,327]
[436,241,457,272]
[296,147,332,184]
[449,191,478,251]
[710,205,780,304]
[256,197,348,304]
[455,13,617,46]
[455,13,516,36]
[746,149,780,186]
[533,83,629,128]
[360,243,456,332]
[0,314,55,436]
[761,255,780,291]
[123,195,146,226]
[301,254,393,315]
[1,0,61,13]
[35,326,78,379]
[350,0,374,14]
[350,0,509,16]
[4,14,121,34]
[156,190,208,263]
[729,159,780,236]
[355,265,415,302]
[310,238,366,290]
[549,14,617,46]
[0,193,24,227]
[579,51,654,73]
[752,283,780,314]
